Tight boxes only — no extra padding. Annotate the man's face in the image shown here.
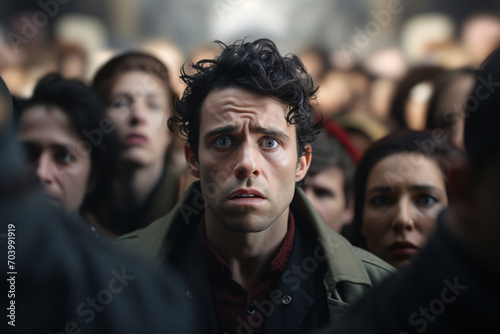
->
[17,106,92,214]
[303,166,352,232]
[186,88,311,233]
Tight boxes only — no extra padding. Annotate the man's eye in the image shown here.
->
[416,195,437,207]
[215,136,232,147]
[261,137,278,148]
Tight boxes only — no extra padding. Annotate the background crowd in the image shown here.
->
[1,0,500,333]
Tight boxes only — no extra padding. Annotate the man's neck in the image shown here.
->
[204,207,290,290]
[114,159,164,207]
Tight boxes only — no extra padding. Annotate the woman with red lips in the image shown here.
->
[91,52,180,237]
[345,130,463,269]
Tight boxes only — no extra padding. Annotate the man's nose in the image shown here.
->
[36,152,55,185]
[233,141,261,179]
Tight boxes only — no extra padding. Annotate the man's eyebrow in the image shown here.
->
[255,126,290,141]
[204,125,238,141]
[203,124,291,142]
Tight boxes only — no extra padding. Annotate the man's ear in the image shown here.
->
[296,145,312,182]
[185,143,200,178]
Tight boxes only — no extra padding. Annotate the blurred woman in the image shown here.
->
[347,130,463,268]
[16,73,119,224]
[91,52,179,236]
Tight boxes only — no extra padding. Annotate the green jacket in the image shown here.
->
[117,182,395,328]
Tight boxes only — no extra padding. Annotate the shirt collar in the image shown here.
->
[199,211,296,277]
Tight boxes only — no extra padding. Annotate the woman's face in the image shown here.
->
[362,152,448,268]
[17,106,92,214]
[106,70,172,167]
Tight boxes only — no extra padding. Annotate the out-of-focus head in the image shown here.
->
[92,52,175,167]
[17,73,118,215]
[299,46,330,85]
[461,13,500,67]
[400,13,455,65]
[170,38,319,159]
[425,68,476,150]
[303,122,359,232]
[350,130,463,268]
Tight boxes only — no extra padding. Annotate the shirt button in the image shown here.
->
[247,304,256,314]
[282,295,292,305]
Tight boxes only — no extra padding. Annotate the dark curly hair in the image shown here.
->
[25,73,120,214]
[168,38,320,158]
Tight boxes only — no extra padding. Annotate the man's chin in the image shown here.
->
[222,215,274,234]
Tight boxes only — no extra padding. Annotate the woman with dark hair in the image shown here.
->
[16,73,119,222]
[347,130,463,269]
[91,52,179,236]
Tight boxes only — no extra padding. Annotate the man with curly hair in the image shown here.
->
[118,38,394,334]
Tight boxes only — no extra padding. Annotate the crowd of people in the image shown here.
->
[1,9,500,334]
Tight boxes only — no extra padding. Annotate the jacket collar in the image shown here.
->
[119,181,375,288]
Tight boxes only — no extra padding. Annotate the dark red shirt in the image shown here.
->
[199,212,295,334]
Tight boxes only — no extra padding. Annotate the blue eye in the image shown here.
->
[148,100,162,110]
[56,151,74,165]
[111,99,130,109]
[416,195,437,207]
[215,136,232,147]
[261,137,278,148]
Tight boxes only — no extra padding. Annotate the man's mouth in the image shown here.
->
[228,189,266,204]
[232,194,260,198]
[229,189,266,199]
